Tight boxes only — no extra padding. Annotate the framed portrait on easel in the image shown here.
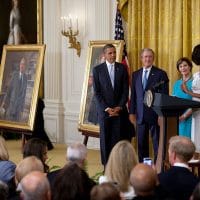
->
[0,44,45,131]
[78,40,124,136]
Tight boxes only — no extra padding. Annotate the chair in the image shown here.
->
[188,160,200,177]
[164,159,200,177]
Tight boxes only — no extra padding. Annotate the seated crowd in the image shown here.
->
[0,135,200,200]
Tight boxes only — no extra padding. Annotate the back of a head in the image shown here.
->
[20,171,50,200]
[90,182,121,200]
[192,44,200,65]
[23,138,48,172]
[66,143,87,167]
[23,138,47,159]
[130,163,157,196]
[0,136,9,161]
[52,163,93,200]
[105,140,138,192]
[169,136,195,163]
[15,156,44,184]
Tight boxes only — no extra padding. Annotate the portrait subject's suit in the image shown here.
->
[158,166,199,200]
[5,71,27,121]
[130,66,169,162]
[93,61,133,165]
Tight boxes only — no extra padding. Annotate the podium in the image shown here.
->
[144,92,200,172]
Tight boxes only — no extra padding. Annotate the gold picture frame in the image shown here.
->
[78,40,124,135]
[37,0,43,44]
[0,44,45,131]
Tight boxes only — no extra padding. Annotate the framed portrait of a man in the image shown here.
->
[0,44,45,131]
[78,40,124,135]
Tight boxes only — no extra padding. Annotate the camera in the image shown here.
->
[143,157,152,166]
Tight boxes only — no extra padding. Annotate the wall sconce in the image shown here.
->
[61,15,81,57]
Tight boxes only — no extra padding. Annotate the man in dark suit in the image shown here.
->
[93,44,133,165]
[47,143,88,189]
[129,48,169,162]
[3,57,27,121]
[158,136,199,200]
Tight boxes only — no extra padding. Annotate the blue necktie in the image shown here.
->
[143,69,148,90]
[109,64,115,88]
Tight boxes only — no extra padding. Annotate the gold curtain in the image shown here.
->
[119,0,200,91]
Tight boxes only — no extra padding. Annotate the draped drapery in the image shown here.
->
[118,0,200,91]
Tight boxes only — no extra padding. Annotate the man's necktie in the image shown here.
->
[109,64,115,88]
[143,69,148,90]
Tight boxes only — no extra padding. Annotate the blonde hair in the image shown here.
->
[0,136,9,160]
[105,140,138,192]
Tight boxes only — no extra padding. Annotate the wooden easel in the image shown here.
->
[21,131,32,149]
[79,129,99,146]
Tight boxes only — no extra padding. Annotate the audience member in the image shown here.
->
[158,136,199,200]
[99,140,138,199]
[66,142,87,168]
[7,156,44,200]
[0,135,17,199]
[52,163,95,200]
[130,163,158,199]
[172,57,193,137]
[0,180,8,200]
[20,171,51,200]
[47,142,87,189]
[15,156,44,185]
[0,136,16,184]
[90,182,122,200]
[23,138,49,172]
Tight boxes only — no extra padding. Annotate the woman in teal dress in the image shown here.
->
[172,57,193,138]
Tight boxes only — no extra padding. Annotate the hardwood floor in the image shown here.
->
[6,139,103,177]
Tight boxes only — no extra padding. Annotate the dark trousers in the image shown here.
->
[99,116,121,165]
[137,122,160,163]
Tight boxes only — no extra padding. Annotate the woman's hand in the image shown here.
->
[179,115,185,122]
[181,82,189,93]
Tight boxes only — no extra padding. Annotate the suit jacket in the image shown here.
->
[93,61,129,118]
[47,169,61,190]
[130,66,169,124]
[158,166,199,200]
[93,61,134,141]
[5,71,27,120]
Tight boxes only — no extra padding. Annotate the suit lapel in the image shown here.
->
[138,68,143,90]
[114,63,120,91]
